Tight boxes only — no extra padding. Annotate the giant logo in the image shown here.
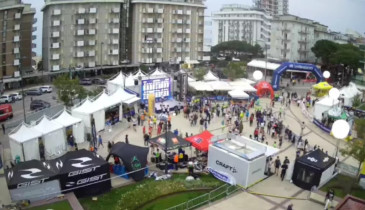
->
[131,156,141,171]
[15,168,49,189]
[20,168,42,179]
[70,157,92,168]
[194,138,202,144]
[65,173,107,188]
[216,160,237,173]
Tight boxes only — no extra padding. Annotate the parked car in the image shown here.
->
[30,100,50,111]
[92,78,106,85]
[9,92,22,101]
[26,89,42,96]
[39,85,53,93]
[0,95,14,104]
[80,78,92,85]
[0,104,13,121]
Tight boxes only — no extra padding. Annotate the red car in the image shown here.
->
[0,104,13,121]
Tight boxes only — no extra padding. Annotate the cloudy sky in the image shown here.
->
[25,0,365,56]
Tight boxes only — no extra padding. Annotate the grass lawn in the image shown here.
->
[29,200,72,210]
[80,173,223,210]
[141,191,207,210]
[320,174,365,199]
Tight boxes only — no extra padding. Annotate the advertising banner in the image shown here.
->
[141,78,171,102]
[179,74,188,102]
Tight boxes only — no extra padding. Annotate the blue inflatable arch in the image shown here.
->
[271,62,325,90]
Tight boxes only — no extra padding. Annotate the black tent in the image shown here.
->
[149,131,191,151]
[5,160,61,202]
[106,142,149,181]
[52,149,111,197]
[292,149,336,190]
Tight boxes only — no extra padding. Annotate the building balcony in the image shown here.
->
[111,18,119,24]
[156,38,162,43]
[76,52,85,58]
[298,40,307,44]
[157,8,164,14]
[109,28,119,34]
[110,39,119,45]
[89,40,96,46]
[76,40,84,47]
[53,9,61,16]
[299,30,309,35]
[203,56,211,61]
[52,54,60,60]
[186,10,191,15]
[109,49,119,55]
[78,8,86,14]
[89,8,97,14]
[156,48,162,53]
[13,36,20,42]
[88,29,96,35]
[52,42,60,49]
[77,19,85,25]
[14,59,20,66]
[88,51,95,57]
[14,13,21,19]
[52,20,61,27]
[112,8,120,13]
[52,65,60,71]
[156,28,163,33]
[14,48,19,54]
[76,30,85,36]
[88,62,96,67]
[51,31,60,38]
[14,24,20,31]
[147,8,154,13]
[89,18,97,24]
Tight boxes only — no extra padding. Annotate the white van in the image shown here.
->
[39,85,53,93]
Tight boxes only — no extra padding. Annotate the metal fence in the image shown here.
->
[166,184,240,210]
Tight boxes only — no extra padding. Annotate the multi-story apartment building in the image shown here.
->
[253,0,288,16]
[203,15,212,61]
[130,0,205,64]
[269,15,335,63]
[42,0,130,72]
[0,0,36,89]
[211,4,272,48]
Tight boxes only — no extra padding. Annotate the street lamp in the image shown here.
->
[331,119,350,157]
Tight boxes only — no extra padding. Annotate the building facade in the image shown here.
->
[130,0,205,64]
[0,0,36,89]
[269,15,335,63]
[253,0,288,16]
[211,4,272,48]
[203,15,212,61]
[42,0,131,72]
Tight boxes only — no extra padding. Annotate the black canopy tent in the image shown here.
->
[5,160,61,202]
[292,149,336,190]
[149,131,191,151]
[52,149,111,197]
[106,142,149,181]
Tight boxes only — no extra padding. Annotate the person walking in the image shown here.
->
[144,134,149,146]
[281,163,288,181]
[1,124,5,135]
[98,135,104,148]
[274,156,281,176]
[324,189,335,210]
[107,141,112,153]
[300,122,305,136]
[287,204,293,210]
[125,134,129,144]
[137,114,141,126]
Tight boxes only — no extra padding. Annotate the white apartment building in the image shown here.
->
[130,0,205,64]
[203,15,212,61]
[253,0,288,16]
[42,0,127,71]
[269,15,335,62]
[211,4,272,48]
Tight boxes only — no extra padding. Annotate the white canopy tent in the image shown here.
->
[72,98,105,132]
[188,81,214,91]
[108,88,140,119]
[150,68,166,77]
[339,83,362,106]
[125,74,136,87]
[188,77,196,82]
[133,69,146,78]
[228,89,249,99]
[53,109,84,144]
[230,82,257,92]
[207,81,234,91]
[33,116,66,160]
[203,70,219,81]
[107,72,125,93]
[247,59,280,71]
[313,95,340,120]
[9,124,42,161]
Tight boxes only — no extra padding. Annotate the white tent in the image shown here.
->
[125,74,136,87]
[207,81,234,91]
[228,89,249,99]
[33,116,66,160]
[232,83,257,92]
[247,59,280,71]
[339,83,362,106]
[53,109,85,144]
[133,69,146,78]
[189,81,214,91]
[203,70,219,81]
[9,124,42,161]
[188,77,196,82]
[107,72,125,93]
[72,98,105,132]
[313,96,339,120]
[150,68,166,77]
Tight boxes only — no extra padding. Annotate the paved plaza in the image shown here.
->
[0,96,359,209]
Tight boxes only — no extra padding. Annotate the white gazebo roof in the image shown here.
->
[9,123,42,143]
[317,95,340,106]
[53,109,82,127]
[108,72,125,85]
[73,98,104,114]
[125,74,135,87]
[33,116,63,134]
[133,69,146,78]
[203,70,219,81]
[207,81,234,91]
[92,91,119,108]
[188,77,196,82]
[247,59,280,71]
[340,83,361,98]
[228,89,249,99]
[150,68,166,77]
[189,81,214,91]
[109,87,139,103]
[233,83,257,92]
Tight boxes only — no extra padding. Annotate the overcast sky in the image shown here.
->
[24,0,365,56]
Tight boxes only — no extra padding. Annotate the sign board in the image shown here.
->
[141,78,171,102]
[179,73,188,102]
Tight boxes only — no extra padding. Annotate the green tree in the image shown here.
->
[211,41,259,56]
[193,68,207,81]
[352,94,362,108]
[37,59,43,71]
[311,40,339,64]
[223,62,247,80]
[341,119,365,179]
[330,44,362,69]
[53,74,86,106]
